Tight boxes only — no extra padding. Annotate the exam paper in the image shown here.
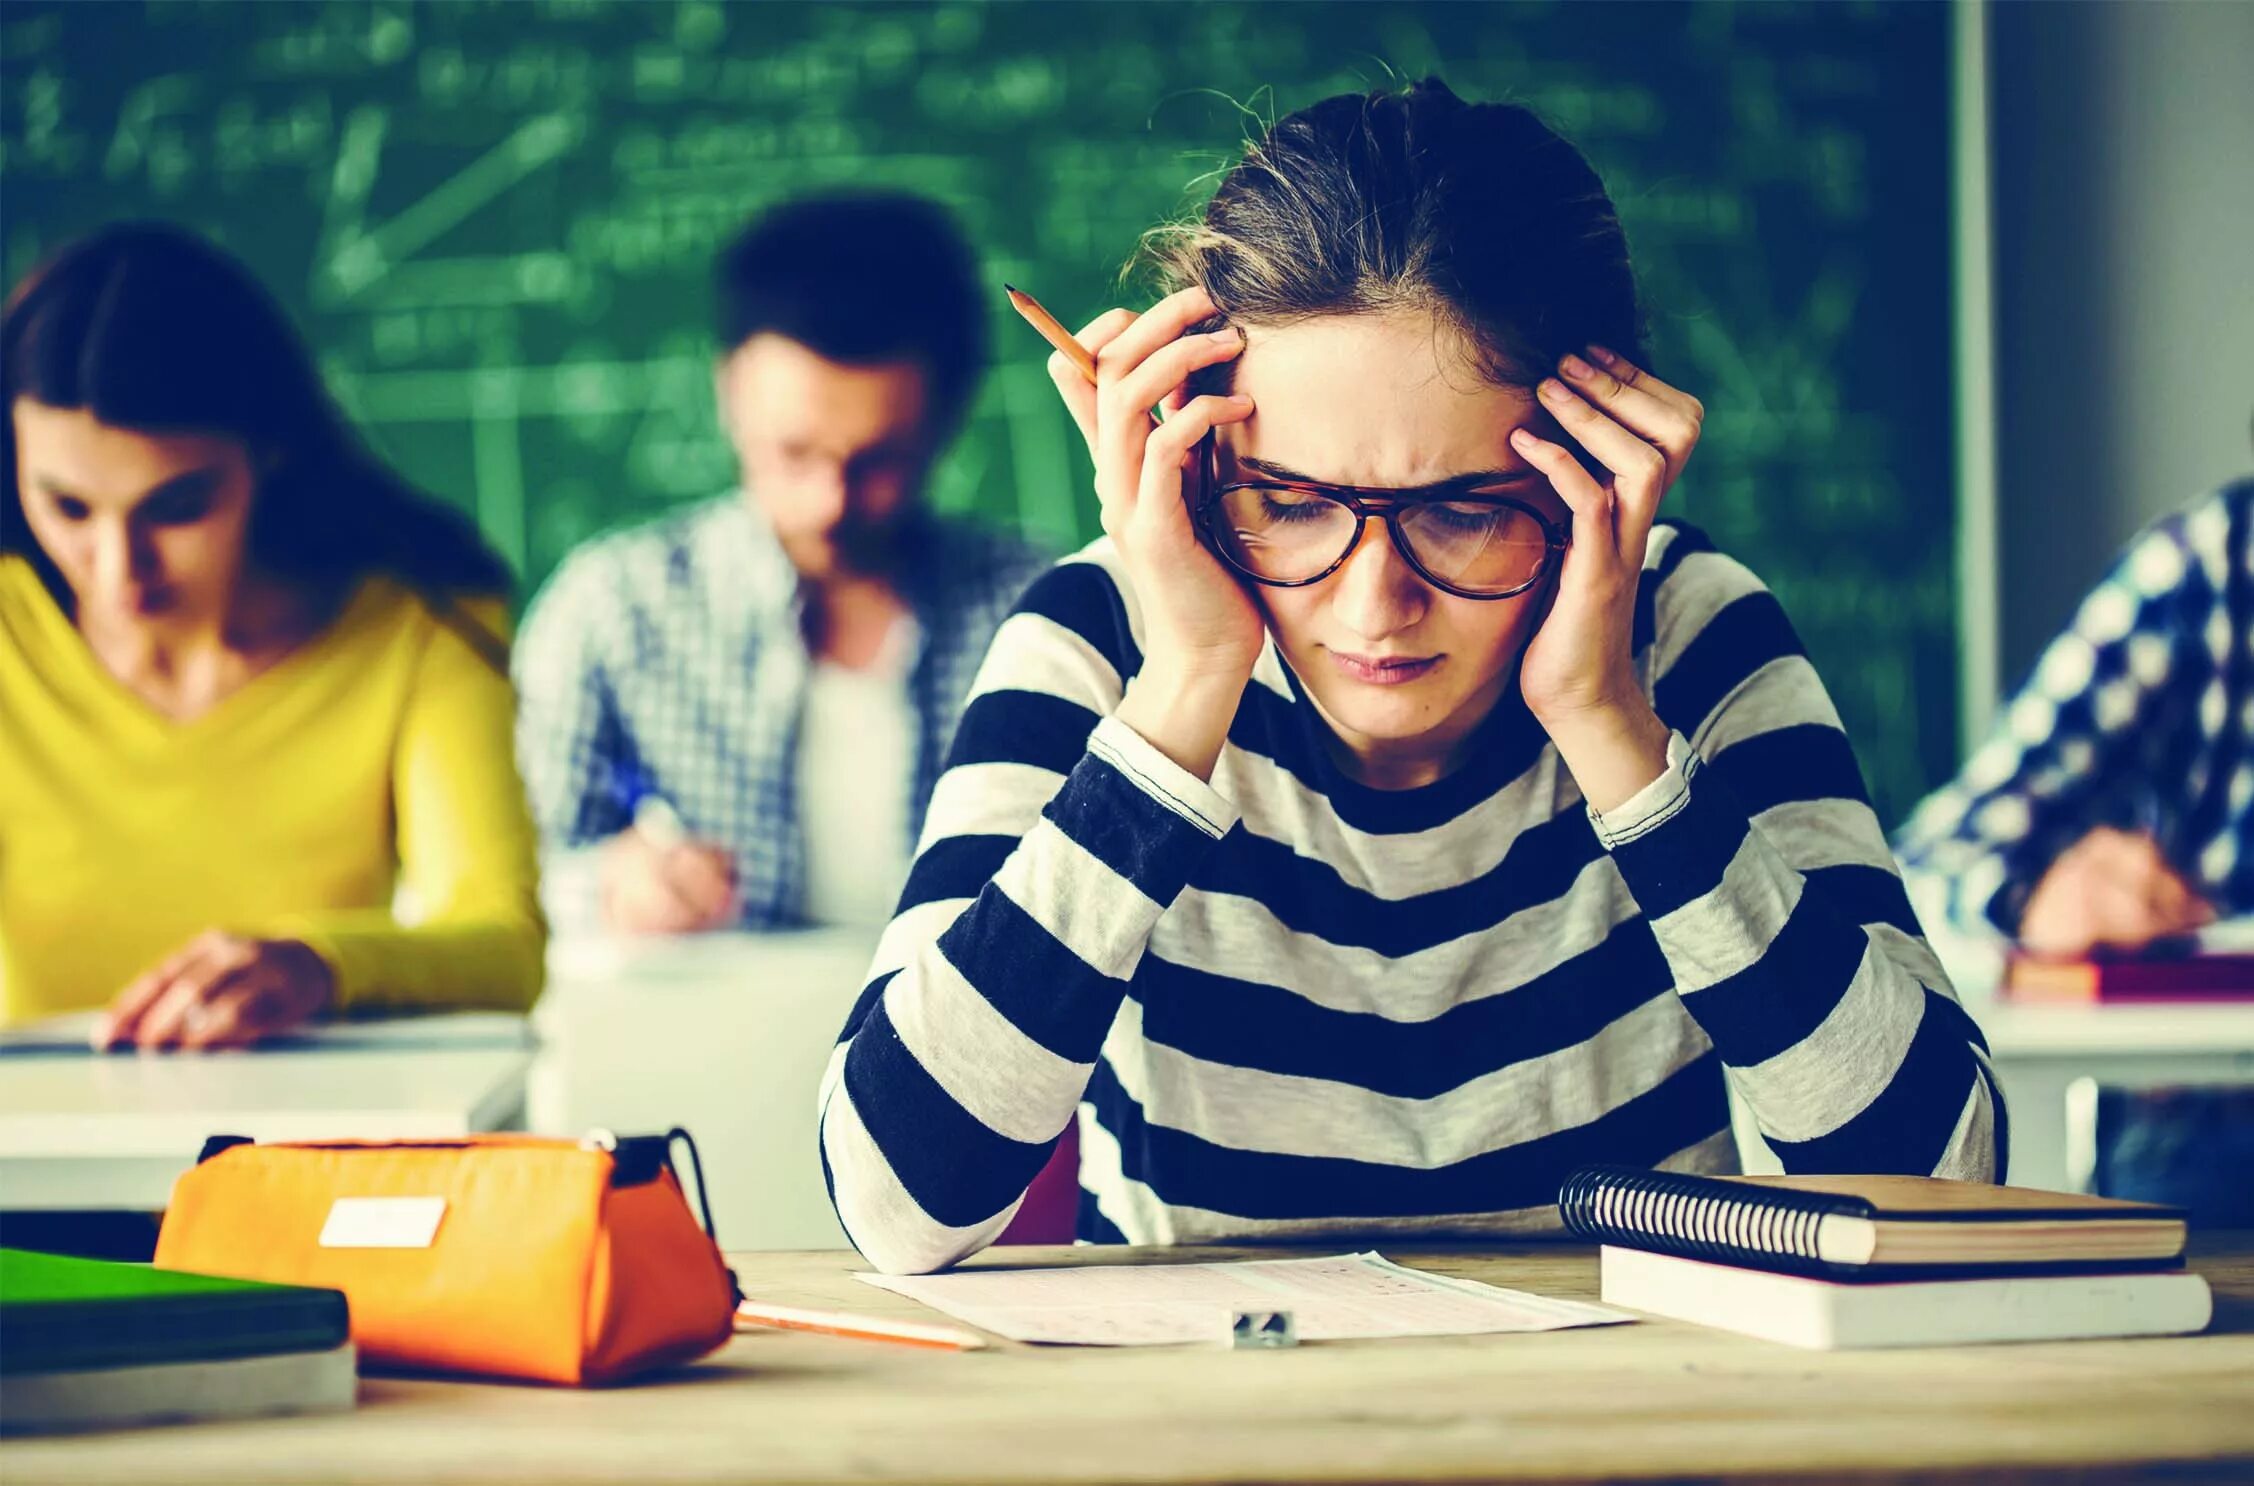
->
[858,1251,1634,1347]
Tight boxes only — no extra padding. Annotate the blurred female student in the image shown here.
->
[820,79,2002,1275]
[0,223,545,1046]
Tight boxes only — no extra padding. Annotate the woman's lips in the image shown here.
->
[1328,650,1441,686]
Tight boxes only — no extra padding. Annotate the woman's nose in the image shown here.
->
[86,520,159,602]
[1327,518,1428,639]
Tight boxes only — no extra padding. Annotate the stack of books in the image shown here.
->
[2004,920,2254,1003]
[0,1247,356,1433]
[1559,1167,2212,1350]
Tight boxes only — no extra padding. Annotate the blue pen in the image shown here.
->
[608,761,687,848]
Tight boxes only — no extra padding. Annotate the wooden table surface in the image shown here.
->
[10,1237,2253,1485]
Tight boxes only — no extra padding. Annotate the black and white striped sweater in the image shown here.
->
[820,520,2002,1274]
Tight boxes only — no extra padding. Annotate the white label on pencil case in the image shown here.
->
[319,1196,447,1249]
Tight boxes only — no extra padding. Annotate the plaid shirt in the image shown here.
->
[514,495,1051,932]
[1897,477,2254,937]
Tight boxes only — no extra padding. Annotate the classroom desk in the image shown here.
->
[0,1018,533,1211]
[9,1237,2251,1484]
[1977,1000,2254,1192]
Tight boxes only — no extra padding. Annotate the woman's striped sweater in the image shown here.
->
[819,520,2003,1274]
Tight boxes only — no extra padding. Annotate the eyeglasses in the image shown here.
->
[1196,442,1569,600]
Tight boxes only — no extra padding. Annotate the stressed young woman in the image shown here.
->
[820,80,2001,1274]
[0,224,545,1045]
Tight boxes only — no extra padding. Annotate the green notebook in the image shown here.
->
[0,1248,349,1374]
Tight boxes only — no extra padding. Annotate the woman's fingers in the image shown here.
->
[1585,346,1705,425]
[1075,307,1142,355]
[1139,394,1255,497]
[1535,377,1670,554]
[178,983,273,1051]
[1122,393,1254,557]
[137,950,253,1048]
[1558,349,1703,485]
[1108,325,1243,430]
[101,965,184,1049]
[1092,284,1218,386]
[1510,426,1618,574]
[1048,352,1098,450]
[1094,327,1242,501]
[1046,308,1138,453]
[101,935,226,1048]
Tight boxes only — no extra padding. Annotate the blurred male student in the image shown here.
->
[1898,475,2254,955]
[1898,473,2254,1223]
[516,192,1048,933]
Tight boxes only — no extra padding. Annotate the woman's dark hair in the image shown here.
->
[1140,78,1645,393]
[2,222,513,612]
[714,191,987,433]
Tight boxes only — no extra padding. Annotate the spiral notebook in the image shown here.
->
[1557,1167,2187,1280]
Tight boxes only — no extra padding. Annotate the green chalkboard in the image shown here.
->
[0,0,1954,820]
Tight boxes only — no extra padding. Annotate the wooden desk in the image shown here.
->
[0,1017,532,1211]
[11,1238,2253,1484]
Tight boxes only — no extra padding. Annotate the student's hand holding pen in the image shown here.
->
[1038,284,1261,783]
[599,796,740,935]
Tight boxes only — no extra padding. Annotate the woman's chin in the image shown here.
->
[1310,681,1458,746]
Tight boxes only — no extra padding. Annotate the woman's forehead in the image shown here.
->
[1224,312,1539,485]
[12,400,245,501]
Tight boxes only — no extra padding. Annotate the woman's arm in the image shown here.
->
[1512,350,1999,1180]
[819,557,1240,1275]
[269,599,547,1013]
[1600,531,2002,1178]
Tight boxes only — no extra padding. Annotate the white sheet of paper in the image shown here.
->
[857,1251,1634,1347]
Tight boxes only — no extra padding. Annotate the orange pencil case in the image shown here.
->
[153,1130,738,1386]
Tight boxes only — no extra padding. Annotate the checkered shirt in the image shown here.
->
[1896,477,2254,937]
[514,495,1051,932]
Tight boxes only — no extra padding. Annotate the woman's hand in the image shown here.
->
[1508,347,1705,812]
[95,932,336,1050]
[1047,285,1261,781]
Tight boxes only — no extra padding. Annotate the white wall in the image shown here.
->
[1987,0,2254,691]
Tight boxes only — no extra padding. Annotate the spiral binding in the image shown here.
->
[1558,1165,1848,1273]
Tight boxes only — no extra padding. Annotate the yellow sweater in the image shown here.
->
[0,556,546,1024]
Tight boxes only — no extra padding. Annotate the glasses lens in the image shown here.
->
[1213,485,1358,582]
[1395,499,1552,594]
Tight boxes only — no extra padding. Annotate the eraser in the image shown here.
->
[1227,1308,1297,1349]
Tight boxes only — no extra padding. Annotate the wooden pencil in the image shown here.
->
[1004,283,1098,384]
[734,1300,988,1352]
[1005,283,1168,429]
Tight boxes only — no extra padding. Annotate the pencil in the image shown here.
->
[733,1300,989,1352]
[1004,283,1166,428]
[1005,284,1096,383]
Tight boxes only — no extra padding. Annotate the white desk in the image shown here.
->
[530,930,879,1252]
[1975,999,2254,1192]
[0,1016,533,1211]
